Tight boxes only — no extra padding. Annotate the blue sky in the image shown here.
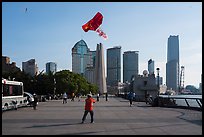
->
[2,2,202,88]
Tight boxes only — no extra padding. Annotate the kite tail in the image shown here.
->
[96,27,108,40]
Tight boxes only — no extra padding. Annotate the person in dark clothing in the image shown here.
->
[97,93,99,101]
[145,93,150,104]
[105,93,108,101]
[128,92,135,107]
[71,92,75,101]
[33,93,38,110]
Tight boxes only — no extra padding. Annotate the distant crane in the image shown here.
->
[179,66,185,92]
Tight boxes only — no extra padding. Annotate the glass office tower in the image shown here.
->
[72,39,92,76]
[123,51,139,83]
[166,35,180,92]
[107,46,121,86]
[46,62,57,74]
[148,59,154,75]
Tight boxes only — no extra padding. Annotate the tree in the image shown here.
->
[3,69,98,96]
[55,70,98,96]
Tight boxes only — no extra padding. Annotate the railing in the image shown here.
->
[158,95,202,111]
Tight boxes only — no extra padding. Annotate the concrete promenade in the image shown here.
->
[2,96,202,135]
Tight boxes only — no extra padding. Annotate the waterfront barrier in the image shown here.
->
[158,95,202,111]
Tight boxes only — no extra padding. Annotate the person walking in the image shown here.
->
[105,92,108,101]
[62,92,68,104]
[71,92,75,101]
[97,93,99,101]
[76,92,81,102]
[81,94,96,124]
[145,92,149,104]
[128,91,135,107]
[33,93,38,110]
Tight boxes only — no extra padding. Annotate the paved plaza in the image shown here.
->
[2,96,202,135]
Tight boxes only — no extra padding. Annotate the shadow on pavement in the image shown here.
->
[25,122,83,128]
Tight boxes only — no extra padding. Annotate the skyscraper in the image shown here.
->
[107,46,121,86]
[22,59,38,77]
[84,51,96,84]
[166,35,180,92]
[72,39,92,76]
[89,51,96,68]
[148,59,154,75]
[46,62,57,74]
[95,43,107,94]
[123,51,139,83]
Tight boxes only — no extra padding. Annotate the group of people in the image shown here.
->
[128,91,154,106]
[62,92,81,104]
[31,92,153,124]
[28,91,96,124]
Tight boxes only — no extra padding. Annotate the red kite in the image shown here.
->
[82,12,108,40]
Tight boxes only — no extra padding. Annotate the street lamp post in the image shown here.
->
[53,78,56,95]
[131,75,135,92]
[156,68,160,106]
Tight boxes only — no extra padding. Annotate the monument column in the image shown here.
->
[95,43,107,94]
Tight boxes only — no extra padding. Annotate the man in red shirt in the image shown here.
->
[81,94,96,124]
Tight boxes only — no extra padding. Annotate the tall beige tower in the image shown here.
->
[95,43,107,94]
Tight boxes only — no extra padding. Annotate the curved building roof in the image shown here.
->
[72,39,90,54]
